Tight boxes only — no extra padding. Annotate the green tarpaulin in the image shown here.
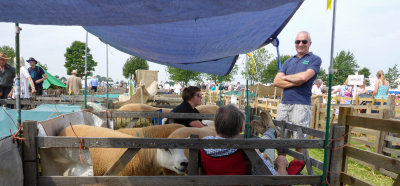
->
[39,65,66,89]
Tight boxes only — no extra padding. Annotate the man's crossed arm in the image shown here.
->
[273,69,316,88]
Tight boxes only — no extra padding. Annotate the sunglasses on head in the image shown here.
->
[295,40,308,44]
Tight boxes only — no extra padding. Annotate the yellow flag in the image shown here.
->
[246,53,255,75]
[327,0,332,10]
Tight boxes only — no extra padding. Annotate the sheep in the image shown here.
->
[154,126,218,175]
[118,103,172,113]
[117,124,184,138]
[196,105,219,115]
[58,125,188,176]
[168,127,217,139]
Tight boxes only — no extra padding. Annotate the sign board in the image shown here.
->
[348,75,364,85]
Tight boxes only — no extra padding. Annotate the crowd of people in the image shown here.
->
[0,54,47,100]
[159,81,242,96]
[311,70,395,105]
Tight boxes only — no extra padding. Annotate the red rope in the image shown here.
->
[68,123,84,165]
[107,110,113,119]
[321,177,331,186]
[9,126,24,143]
[326,126,354,149]
[330,144,351,151]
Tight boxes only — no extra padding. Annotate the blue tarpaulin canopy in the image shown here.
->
[0,0,303,75]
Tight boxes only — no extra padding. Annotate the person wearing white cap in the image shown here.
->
[0,52,15,99]
[66,70,82,95]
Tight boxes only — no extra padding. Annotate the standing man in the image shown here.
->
[27,57,47,96]
[0,52,15,99]
[66,70,82,95]
[273,31,321,140]
[90,76,98,92]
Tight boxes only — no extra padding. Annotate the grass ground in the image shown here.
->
[291,148,396,186]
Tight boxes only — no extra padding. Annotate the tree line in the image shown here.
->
[2,42,399,89]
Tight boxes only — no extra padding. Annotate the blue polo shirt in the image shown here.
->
[279,52,321,105]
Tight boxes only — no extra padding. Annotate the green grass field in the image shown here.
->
[297,148,396,186]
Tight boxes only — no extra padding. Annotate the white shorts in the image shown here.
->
[276,103,312,139]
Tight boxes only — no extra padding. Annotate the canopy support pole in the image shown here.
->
[272,38,281,99]
[106,44,109,109]
[84,31,88,109]
[322,0,337,185]
[219,76,222,106]
[245,55,250,138]
[15,23,21,126]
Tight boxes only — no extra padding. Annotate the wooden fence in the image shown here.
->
[21,112,346,186]
[337,107,400,185]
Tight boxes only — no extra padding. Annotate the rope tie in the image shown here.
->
[326,129,351,148]
[68,122,85,165]
[321,177,331,186]
[9,126,24,143]
[107,109,113,119]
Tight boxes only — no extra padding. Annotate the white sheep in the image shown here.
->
[58,125,188,176]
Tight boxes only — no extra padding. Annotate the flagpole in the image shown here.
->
[322,0,337,184]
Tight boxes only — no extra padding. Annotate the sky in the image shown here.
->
[0,0,399,84]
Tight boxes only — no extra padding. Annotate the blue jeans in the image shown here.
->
[260,128,276,167]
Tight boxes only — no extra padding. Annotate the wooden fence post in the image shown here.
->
[328,124,345,186]
[338,107,352,176]
[188,135,199,175]
[23,120,38,186]
[376,95,395,157]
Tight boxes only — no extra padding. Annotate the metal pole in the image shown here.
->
[219,76,222,106]
[84,31,88,109]
[106,44,109,109]
[273,38,281,99]
[15,23,21,126]
[245,55,250,138]
[322,0,337,185]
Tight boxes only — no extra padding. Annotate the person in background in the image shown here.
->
[8,57,36,99]
[331,78,353,104]
[228,82,234,91]
[311,79,323,95]
[200,104,288,176]
[210,83,216,91]
[356,79,369,97]
[201,82,207,90]
[372,70,390,113]
[235,82,241,91]
[90,75,99,92]
[173,81,182,95]
[0,52,15,99]
[27,57,47,96]
[372,70,389,99]
[164,82,171,93]
[166,86,205,127]
[66,70,82,95]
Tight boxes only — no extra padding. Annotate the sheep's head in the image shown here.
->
[156,148,188,174]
